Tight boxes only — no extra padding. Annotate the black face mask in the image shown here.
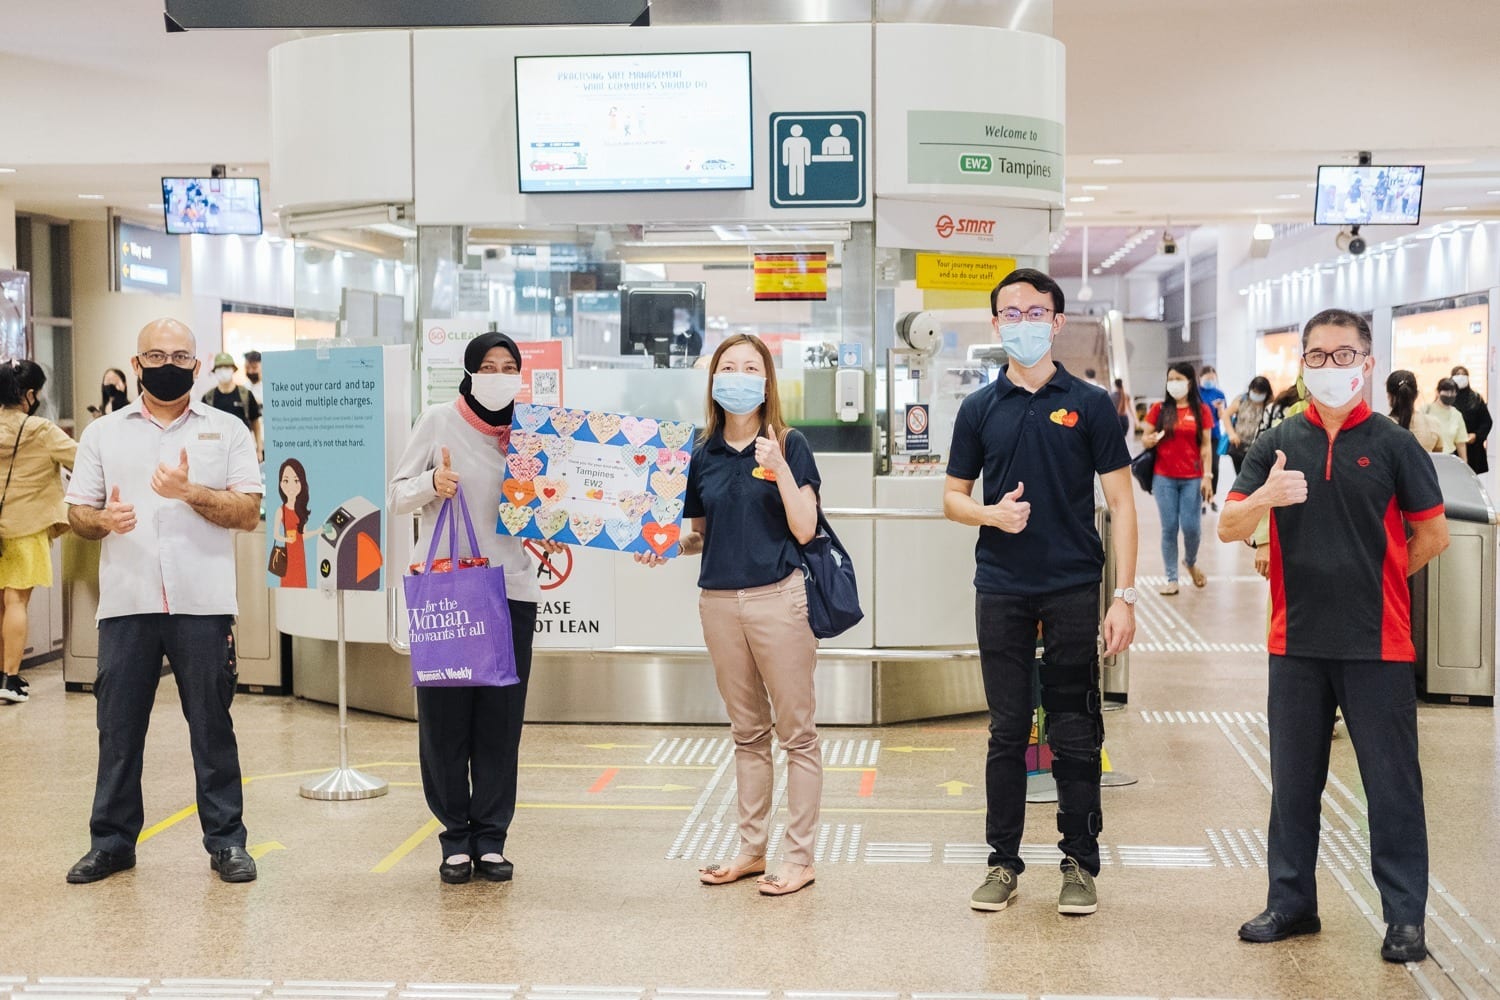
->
[246,371,261,384]
[1441,393,1458,405]
[138,364,196,403]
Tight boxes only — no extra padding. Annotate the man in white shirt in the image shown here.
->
[64,318,265,885]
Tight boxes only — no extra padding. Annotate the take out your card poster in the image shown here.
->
[261,346,387,591]
[497,403,694,558]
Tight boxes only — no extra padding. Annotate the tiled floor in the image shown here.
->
[3,499,1498,1000]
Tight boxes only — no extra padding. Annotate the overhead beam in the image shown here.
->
[162,1,650,30]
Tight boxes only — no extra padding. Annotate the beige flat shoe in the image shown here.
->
[1159,581,1179,596]
[699,856,765,885]
[1185,562,1207,588]
[757,865,816,896]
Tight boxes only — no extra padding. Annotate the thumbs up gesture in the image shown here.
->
[988,480,1032,534]
[102,485,137,535]
[151,448,194,501]
[1261,450,1308,508]
[433,446,460,499]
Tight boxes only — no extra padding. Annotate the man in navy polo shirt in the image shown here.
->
[944,267,1139,917]
[1220,308,1448,964]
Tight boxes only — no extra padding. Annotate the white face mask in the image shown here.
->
[214,367,235,386]
[1302,365,1365,409]
[468,371,523,411]
[1166,379,1189,400]
[1249,392,1267,403]
[1454,375,1470,390]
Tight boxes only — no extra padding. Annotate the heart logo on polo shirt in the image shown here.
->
[1050,408,1080,428]
[751,466,778,482]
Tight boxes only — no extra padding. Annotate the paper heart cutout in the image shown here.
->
[658,421,694,451]
[621,416,660,447]
[506,454,542,482]
[536,476,569,506]
[651,497,684,524]
[536,507,569,539]
[620,443,655,476]
[515,404,549,433]
[655,449,690,476]
[502,478,537,507]
[617,492,653,519]
[650,471,688,499]
[511,432,546,458]
[569,513,605,544]
[587,412,623,442]
[545,437,576,461]
[605,518,641,549]
[498,503,534,536]
[548,408,586,438]
[643,521,680,557]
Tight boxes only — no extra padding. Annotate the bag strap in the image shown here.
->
[450,483,483,560]
[0,416,30,522]
[423,494,455,572]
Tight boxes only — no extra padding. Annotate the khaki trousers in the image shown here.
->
[699,571,822,865]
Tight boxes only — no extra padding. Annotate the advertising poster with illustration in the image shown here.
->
[1392,302,1489,401]
[497,403,694,558]
[261,346,388,591]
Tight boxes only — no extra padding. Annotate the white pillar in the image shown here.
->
[0,195,16,270]
[1216,223,1255,395]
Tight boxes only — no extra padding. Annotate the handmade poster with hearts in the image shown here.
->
[497,403,695,556]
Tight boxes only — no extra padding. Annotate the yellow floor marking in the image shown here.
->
[372,818,440,873]
[616,783,694,792]
[1102,748,1114,772]
[248,841,286,860]
[137,804,197,845]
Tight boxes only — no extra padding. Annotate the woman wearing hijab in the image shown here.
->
[389,332,565,885]
[1450,365,1492,474]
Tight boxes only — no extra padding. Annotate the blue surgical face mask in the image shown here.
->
[712,371,766,415]
[998,320,1054,368]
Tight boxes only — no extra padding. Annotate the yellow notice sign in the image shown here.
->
[915,253,1017,291]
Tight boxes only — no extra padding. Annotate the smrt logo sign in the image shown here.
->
[934,214,997,240]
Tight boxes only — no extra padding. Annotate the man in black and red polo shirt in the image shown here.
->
[1219,308,1448,965]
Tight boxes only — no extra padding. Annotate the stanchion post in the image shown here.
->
[299,592,389,801]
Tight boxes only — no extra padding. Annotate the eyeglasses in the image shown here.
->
[996,306,1056,324]
[1302,348,1368,369]
[137,350,196,368]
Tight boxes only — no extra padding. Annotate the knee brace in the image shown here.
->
[1056,809,1104,837]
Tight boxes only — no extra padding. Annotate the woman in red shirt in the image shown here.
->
[1141,362,1215,595]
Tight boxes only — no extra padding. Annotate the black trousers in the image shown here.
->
[416,599,537,859]
[90,614,245,855]
[1266,655,1427,925]
[977,584,1104,876]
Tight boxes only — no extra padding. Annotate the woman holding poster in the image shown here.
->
[390,332,564,886]
[636,333,823,897]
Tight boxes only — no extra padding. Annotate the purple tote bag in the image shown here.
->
[403,485,518,688]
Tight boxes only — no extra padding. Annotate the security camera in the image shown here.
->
[1160,232,1178,255]
[1337,225,1367,255]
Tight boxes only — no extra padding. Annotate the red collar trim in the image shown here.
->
[1305,399,1371,430]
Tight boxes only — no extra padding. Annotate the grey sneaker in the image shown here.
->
[1058,857,1097,914]
[970,865,1019,911]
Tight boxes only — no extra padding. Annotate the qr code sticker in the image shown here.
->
[531,369,560,404]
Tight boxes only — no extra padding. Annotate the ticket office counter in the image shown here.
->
[62,526,287,694]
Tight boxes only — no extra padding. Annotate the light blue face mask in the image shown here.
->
[712,371,766,415]
[998,320,1055,368]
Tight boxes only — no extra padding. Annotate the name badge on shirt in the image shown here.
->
[198,432,222,441]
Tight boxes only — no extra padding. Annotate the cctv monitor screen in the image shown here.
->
[1313,165,1424,226]
[162,177,264,235]
[515,52,753,193]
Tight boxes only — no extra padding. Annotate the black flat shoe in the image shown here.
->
[439,858,473,884]
[66,849,136,884]
[1238,909,1321,942]
[1382,923,1427,963]
[476,857,513,882]
[210,846,258,883]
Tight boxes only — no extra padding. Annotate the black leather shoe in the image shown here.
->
[1382,923,1427,963]
[439,858,473,884]
[476,857,514,882]
[66,849,136,884]
[1238,909,1322,942]
[210,846,258,883]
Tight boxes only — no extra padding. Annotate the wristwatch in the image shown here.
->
[1112,587,1138,606]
